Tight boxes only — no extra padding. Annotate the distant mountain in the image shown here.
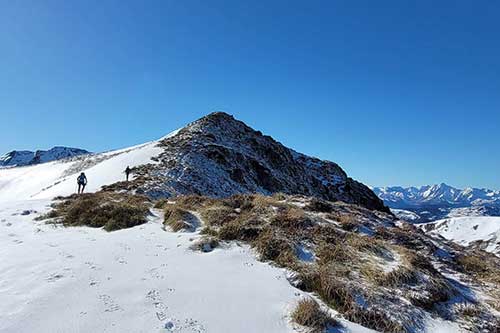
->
[0,147,90,167]
[373,183,500,222]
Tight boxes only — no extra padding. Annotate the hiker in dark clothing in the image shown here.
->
[124,166,131,181]
[77,172,87,194]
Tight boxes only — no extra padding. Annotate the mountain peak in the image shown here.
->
[0,147,90,168]
[153,113,389,212]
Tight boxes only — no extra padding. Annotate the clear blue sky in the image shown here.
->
[1,1,499,189]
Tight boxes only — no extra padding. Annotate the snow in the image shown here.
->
[0,135,174,202]
[0,199,414,333]
[391,209,420,222]
[420,216,500,255]
[0,200,301,333]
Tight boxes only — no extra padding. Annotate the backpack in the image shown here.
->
[77,174,86,184]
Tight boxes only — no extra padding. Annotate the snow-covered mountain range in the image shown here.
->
[0,147,90,168]
[373,183,500,222]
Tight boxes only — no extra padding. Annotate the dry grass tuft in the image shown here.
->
[163,206,197,232]
[291,298,338,332]
[304,198,334,213]
[38,192,150,231]
[337,213,360,231]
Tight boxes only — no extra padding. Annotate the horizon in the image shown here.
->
[1,1,499,189]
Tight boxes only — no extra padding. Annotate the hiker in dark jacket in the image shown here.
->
[77,172,87,194]
[124,166,131,181]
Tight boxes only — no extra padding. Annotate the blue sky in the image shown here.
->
[1,1,499,189]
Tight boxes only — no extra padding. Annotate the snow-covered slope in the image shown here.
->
[0,200,303,333]
[0,139,166,202]
[419,216,500,255]
[0,199,473,333]
[0,147,90,167]
[0,113,388,212]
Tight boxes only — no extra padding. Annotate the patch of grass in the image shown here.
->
[304,198,333,213]
[291,298,338,332]
[271,206,312,232]
[316,242,353,266]
[456,252,489,275]
[39,192,150,231]
[172,194,216,211]
[164,207,197,232]
[200,204,237,226]
[337,213,360,231]
[254,228,297,267]
[153,198,169,209]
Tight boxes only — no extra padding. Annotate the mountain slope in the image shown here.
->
[0,112,388,212]
[0,147,90,167]
[419,216,500,255]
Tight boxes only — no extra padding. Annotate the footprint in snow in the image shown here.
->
[162,318,206,332]
[47,273,64,282]
[98,294,122,312]
[114,256,127,264]
[146,289,168,321]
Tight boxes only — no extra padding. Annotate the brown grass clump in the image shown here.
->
[337,213,360,231]
[304,198,333,213]
[38,192,150,231]
[171,194,217,211]
[153,198,169,209]
[164,206,197,232]
[200,204,237,226]
[316,242,353,266]
[291,298,337,332]
[271,206,312,231]
[456,252,490,275]
[345,233,387,256]
[254,228,297,267]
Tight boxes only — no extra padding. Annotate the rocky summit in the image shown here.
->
[118,112,389,212]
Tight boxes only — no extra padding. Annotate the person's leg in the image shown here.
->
[77,184,81,194]
[82,184,85,193]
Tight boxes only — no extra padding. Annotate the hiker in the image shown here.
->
[77,172,87,194]
[124,166,131,181]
